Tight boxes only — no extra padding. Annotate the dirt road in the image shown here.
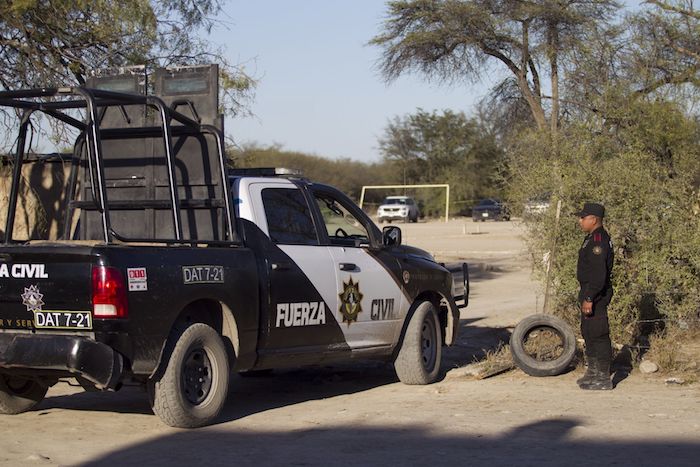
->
[1,220,698,466]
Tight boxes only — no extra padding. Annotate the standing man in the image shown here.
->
[575,202,614,390]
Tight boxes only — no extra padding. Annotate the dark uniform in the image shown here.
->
[577,226,614,367]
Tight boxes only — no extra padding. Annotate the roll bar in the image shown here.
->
[0,87,237,245]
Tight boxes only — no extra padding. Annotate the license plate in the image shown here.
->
[33,310,92,330]
[482,212,489,217]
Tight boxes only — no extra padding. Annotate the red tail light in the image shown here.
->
[92,266,128,319]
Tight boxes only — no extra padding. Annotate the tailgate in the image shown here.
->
[0,245,97,332]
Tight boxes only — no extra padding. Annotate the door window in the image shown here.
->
[261,188,318,245]
[314,193,369,247]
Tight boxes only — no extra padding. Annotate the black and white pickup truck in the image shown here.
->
[0,72,467,428]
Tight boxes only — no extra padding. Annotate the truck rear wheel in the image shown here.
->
[0,374,48,414]
[394,300,442,385]
[149,323,230,428]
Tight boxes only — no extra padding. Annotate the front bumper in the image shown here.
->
[379,212,409,220]
[0,333,124,389]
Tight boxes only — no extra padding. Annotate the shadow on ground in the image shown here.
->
[36,254,520,426]
[78,417,700,466]
[37,362,399,422]
[37,258,513,423]
[38,315,511,423]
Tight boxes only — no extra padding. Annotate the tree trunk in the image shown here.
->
[516,76,547,130]
[549,24,560,134]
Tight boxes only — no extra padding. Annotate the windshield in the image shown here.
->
[382,198,410,205]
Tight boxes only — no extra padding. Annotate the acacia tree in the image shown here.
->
[370,0,617,133]
[561,0,700,124]
[628,0,700,95]
[0,0,254,114]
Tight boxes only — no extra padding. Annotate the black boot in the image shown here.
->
[580,359,612,390]
[576,357,597,387]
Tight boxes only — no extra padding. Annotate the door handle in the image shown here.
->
[339,263,357,271]
[271,262,292,271]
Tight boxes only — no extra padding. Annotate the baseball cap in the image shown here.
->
[575,202,605,218]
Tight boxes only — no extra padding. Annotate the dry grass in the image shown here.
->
[478,343,515,379]
[522,326,566,362]
[644,327,700,382]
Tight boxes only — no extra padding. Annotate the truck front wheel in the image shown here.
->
[394,300,442,385]
[149,323,230,428]
[0,374,48,414]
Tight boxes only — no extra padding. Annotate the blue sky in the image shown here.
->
[211,1,488,163]
[211,1,640,163]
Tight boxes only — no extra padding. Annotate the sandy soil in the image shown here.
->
[1,220,698,466]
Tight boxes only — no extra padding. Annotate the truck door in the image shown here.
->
[242,181,348,364]
[311,188,408,351]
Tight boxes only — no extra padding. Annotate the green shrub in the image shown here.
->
[507,100,700,343]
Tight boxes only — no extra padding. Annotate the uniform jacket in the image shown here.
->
[577,226,614,304]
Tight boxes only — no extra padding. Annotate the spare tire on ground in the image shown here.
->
[510,314,576,377]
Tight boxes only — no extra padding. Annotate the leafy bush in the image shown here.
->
[507,100,700,343]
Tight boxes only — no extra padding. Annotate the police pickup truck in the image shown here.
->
[0,74,467,428]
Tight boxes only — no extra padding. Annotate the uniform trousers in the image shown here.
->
[580,300,612,364]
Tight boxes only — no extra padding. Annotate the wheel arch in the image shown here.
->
[150,299,240,379]
[397,291,441,352]
[403,290,459,347]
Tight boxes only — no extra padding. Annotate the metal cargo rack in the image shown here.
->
[0,80,237,246]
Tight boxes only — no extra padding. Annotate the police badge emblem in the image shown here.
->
[338,277,363,324]
[592,246,603,255]
[21,284,44,312]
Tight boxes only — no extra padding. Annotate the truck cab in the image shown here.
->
[232,173,464,368]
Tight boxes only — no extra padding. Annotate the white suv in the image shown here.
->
[377,196,420,223]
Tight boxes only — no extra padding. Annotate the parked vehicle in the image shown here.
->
[0,76,468,428]
[377,196,420,223]
[472,199,510,222]
[524,194,551,217]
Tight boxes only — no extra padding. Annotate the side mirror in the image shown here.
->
[382,225,402,246]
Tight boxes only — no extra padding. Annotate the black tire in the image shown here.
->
[394,301,442,385]
[149,323,230,428]
[510,314,576,377]
[0,374,48,414]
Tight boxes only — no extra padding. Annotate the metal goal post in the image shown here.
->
[359,184,450,223]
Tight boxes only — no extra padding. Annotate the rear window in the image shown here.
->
[478,199,498,206]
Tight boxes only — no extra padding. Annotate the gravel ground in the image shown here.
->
[1,219,698,466]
